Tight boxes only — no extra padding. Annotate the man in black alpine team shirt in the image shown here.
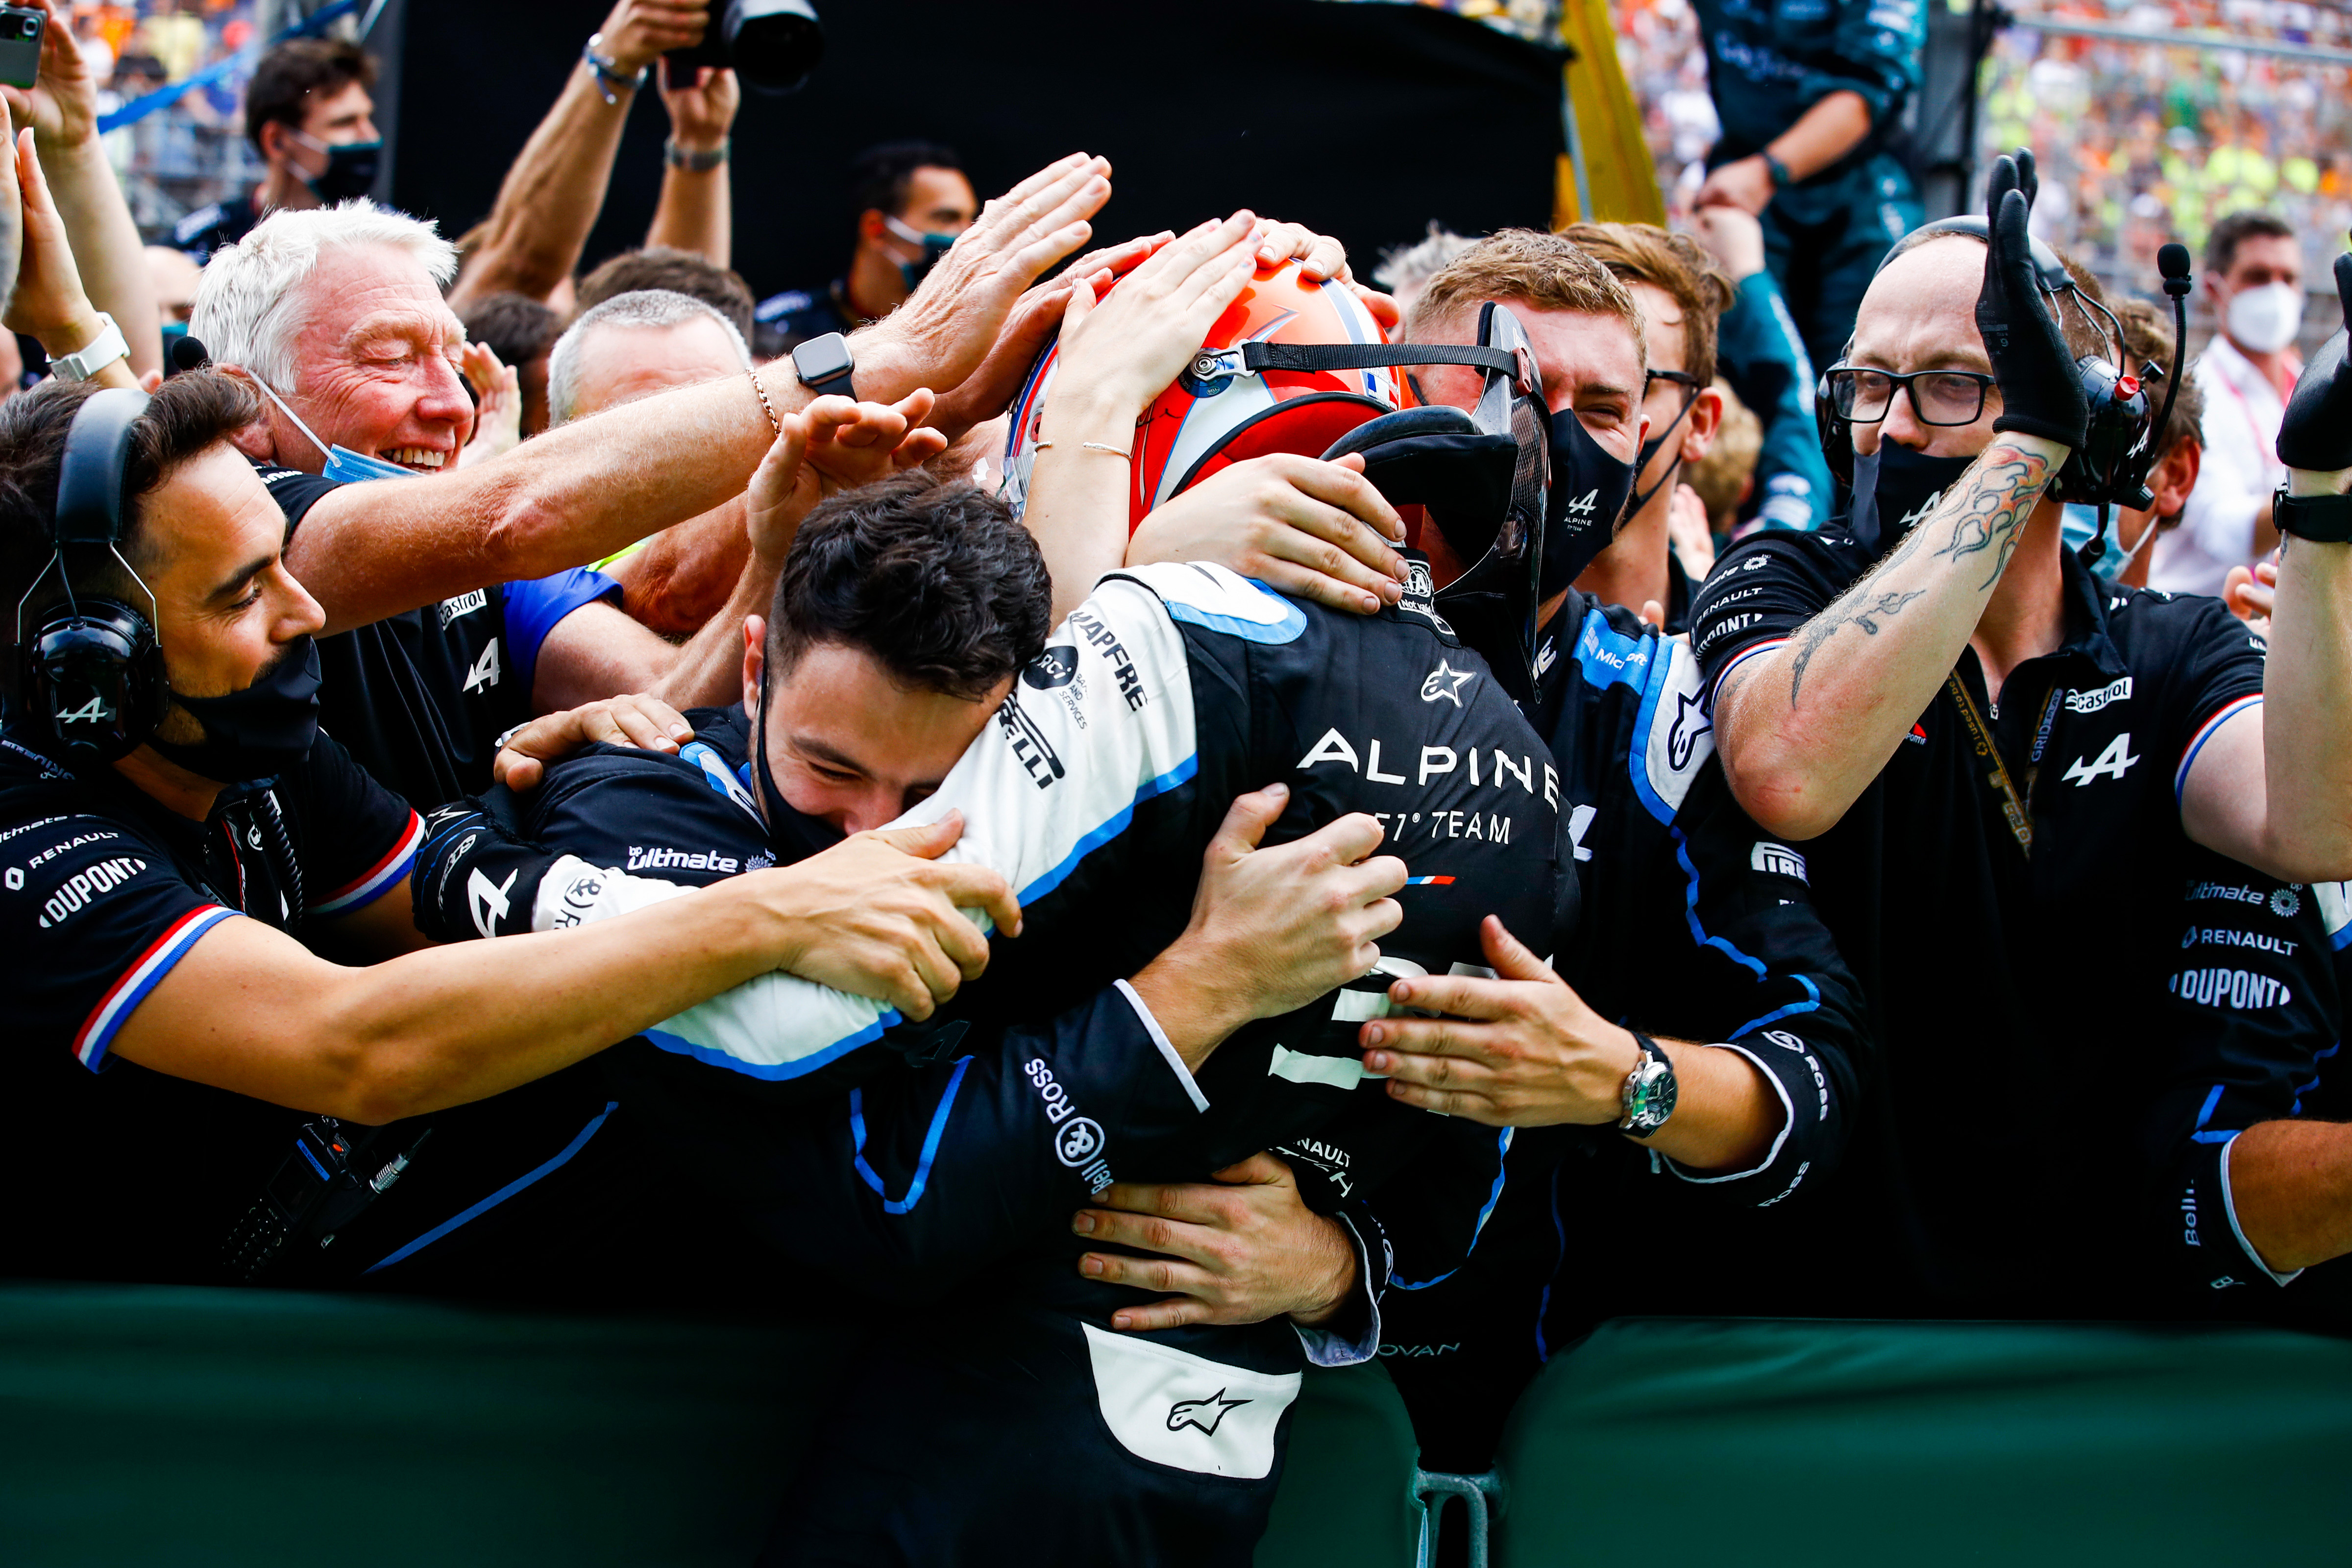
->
[1688,154,2352,1315]
[0,374,1018,1292]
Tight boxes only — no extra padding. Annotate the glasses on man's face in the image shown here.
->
[1644,368,1704,403]
[1826,366,1999,427]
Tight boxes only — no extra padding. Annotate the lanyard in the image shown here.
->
[1943,672,2060,858]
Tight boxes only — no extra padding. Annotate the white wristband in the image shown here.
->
[49,313,130,383]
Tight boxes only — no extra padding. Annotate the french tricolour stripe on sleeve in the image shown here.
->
[74,904,242,1070]
[313,811,425,917]
[2174,694,2262,802]
[1708,636,1787,707]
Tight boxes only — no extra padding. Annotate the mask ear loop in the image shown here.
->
[1627,377,1703,517]
[254,378,337,468]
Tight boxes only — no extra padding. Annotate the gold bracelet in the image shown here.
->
[748,368,782,437]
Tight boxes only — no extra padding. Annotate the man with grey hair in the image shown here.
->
[172,150,1117,806]
[546,289,766,636]
[1369,221,1474,324]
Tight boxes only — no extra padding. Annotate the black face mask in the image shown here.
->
[750,661,846,862]
[307,138,382,203]
[147,637,322,783]
[1540,408,1638,598]
[1849,441,1977,557]
[1626,374,1703,519]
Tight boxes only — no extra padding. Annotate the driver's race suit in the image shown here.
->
[411,560,1571,1566]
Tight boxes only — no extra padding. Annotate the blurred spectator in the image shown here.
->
[1688,0,1928,377]
[142,239,195,329]
[1687,375,1762,533]
[2,0,161,378]
[458,290,563,437]
[574,245,756,340]
[1689,201,1833,530]
[1371,220,1474,322]
[548,288,759,637]
[753,141,976,352]
[171,37,378,264]
[444,0,724,312]
[2061,294,2206,589]
[2152,211,2299,595]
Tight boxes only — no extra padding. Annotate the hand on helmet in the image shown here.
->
[1048,210,1260,422]
[1974,150,2087,451]
[2276,245,2352,480]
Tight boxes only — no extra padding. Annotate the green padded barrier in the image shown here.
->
[0,1283,857,1568]
[1255,1362,1423,1568]
[1493,1317,2352,1568]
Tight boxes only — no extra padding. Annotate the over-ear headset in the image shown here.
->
[1814,219,2192,559]
[10,387,169,764]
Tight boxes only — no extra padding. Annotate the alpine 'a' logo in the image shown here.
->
[1167,1389,1252,1436]
[55,695,111,725]
[1564,488,1599,518]
[468,866,519,938]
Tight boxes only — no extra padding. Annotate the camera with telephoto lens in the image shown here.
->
[668,0,823,94]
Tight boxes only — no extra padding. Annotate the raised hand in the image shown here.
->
[595,0,707,76]
[742,390,947,561]
[1048,210,1261,422]
[1975,150,2086,449]
[655,57,739,153]
[0,0,97,151]
[2277,247,2352,475]
[856,153,1113,406]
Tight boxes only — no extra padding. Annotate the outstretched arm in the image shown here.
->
[445,0,706,311]
[0,0,160,377]
[287,153,1111,632]
[2180,249,2352,883]
[642,59,737,266]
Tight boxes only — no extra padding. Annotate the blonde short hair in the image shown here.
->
[1405,228,1647,372]
[1556,221,1735,386]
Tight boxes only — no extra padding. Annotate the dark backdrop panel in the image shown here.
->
[391,0,1564,301]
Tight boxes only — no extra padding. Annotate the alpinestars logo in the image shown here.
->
[1421,660,1475,706]
[1167,1390,1251,1436]
[1667,689,1712,770]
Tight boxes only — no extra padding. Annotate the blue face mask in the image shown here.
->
[883,212,957,292]
[258,380,421,483]
[2063,501,2157,583]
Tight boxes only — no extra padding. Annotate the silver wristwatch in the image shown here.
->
[49,313,131,383]
[1618,1032,1678,1138]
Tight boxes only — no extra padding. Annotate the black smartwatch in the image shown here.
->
[792,331,857,402]
[2274,486,2352,544]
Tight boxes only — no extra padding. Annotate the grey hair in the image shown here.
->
[546,288,756,426]
[188,199,458,393]
[1372,222,1478,325]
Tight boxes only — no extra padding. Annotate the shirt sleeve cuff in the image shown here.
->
[1114,978,1210,1113]
[1662,1041,1796,1187]
[1291,1210,1383,1368]
[2219,1133,2305,1288]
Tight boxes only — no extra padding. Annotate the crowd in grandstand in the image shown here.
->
[3,0,2351,1561]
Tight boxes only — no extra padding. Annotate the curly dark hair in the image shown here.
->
[0,372,261,623]
[769,471,1052,701]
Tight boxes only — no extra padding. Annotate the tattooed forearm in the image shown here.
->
[1788,587,1931,703]
[1932,447,2054,587]
[1784,445,2054,706]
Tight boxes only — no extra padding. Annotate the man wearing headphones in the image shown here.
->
[0,373,1018,1287]
[1687,151,2352,1315]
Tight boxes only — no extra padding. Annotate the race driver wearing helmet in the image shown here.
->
[1008,222,1867,1470]
[411,222,1579,1565]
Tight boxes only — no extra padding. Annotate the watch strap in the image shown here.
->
[664,137,729,172]
[2274,486,2352,544]
[792,332,858,402]
[49,314,130,383]
[1617,1031,1678,1137]
[1762,150,1795,189]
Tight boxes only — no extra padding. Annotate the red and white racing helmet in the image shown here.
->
[1001,260,1416,531]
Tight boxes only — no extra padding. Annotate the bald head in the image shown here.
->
[1848,237,2000,461]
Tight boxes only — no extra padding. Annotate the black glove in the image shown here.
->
[411,790,556,943]
[1974,150,2088,449]
[2277,246,2352,473]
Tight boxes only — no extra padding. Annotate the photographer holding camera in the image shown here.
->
[1688,152,2352,1314]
